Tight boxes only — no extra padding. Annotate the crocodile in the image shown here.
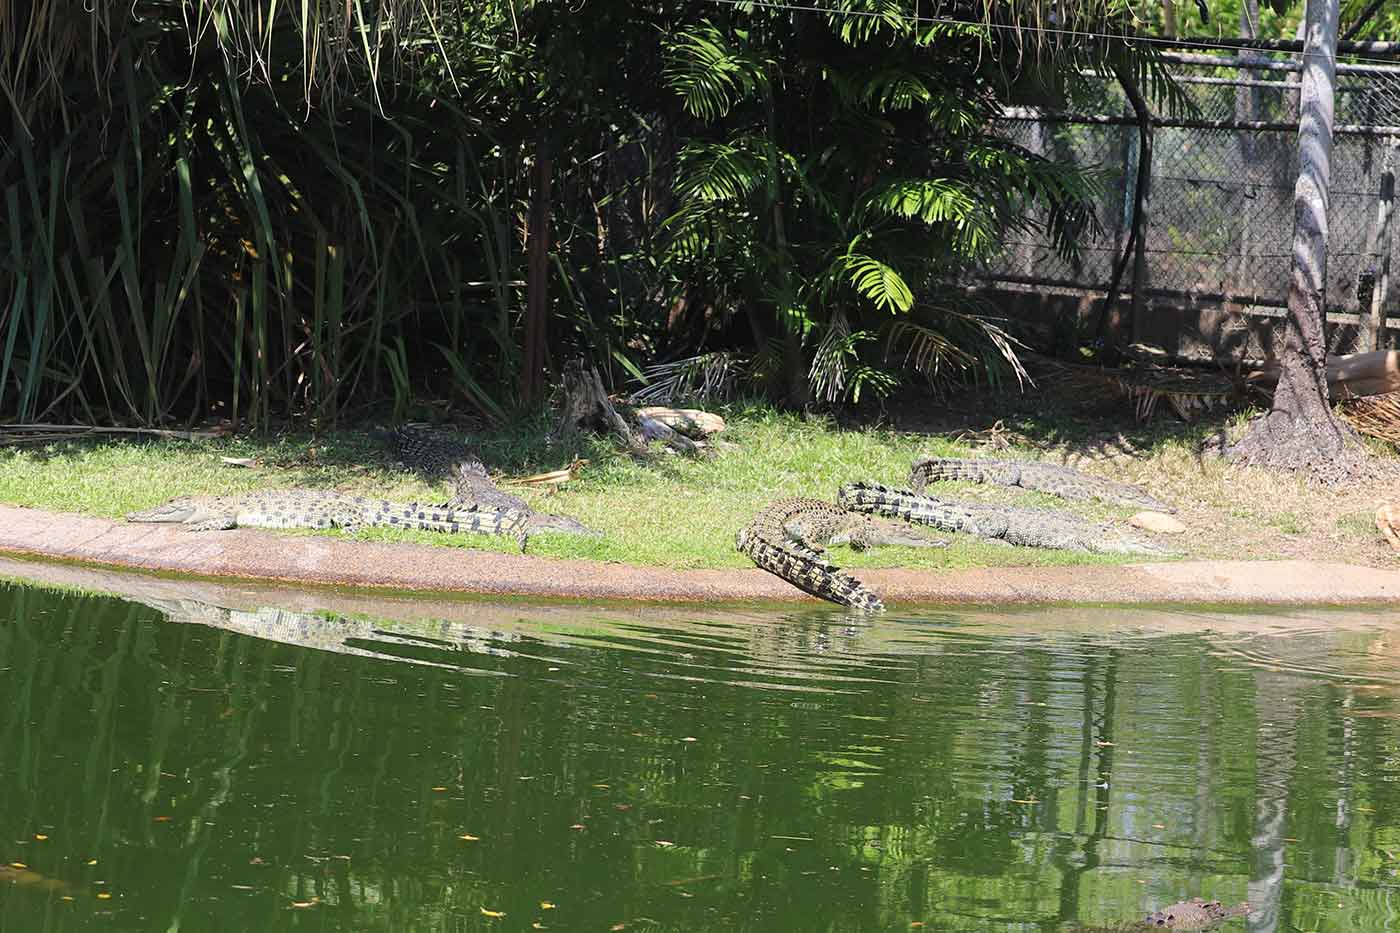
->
[910,456,1175,513]
[736,523,885,612]
[754,496,949,554]
[127,489,532,550]
[735,497,947,610]
[373,425,600,537]
[838,482,1172,556]
[1072,898,1250,931]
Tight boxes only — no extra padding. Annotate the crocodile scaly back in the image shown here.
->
[376,424,484,478]
[376,425,600,536]
[839,481,1171,556]
[130,489,532,550]
[910,455,1175,513]
[909,457,1016,492]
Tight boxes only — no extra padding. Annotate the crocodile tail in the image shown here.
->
[737,528,884,612]
[909,457,985,493]
[389,504,531,539]
[527,513,603,537]
[840,482,962,531]
[838,481,914,514]
[451,506,531,536]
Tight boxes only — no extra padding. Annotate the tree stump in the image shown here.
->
[551,359,707,457]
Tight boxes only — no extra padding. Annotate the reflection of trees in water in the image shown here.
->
[4,584,1400,930]
[1247,669,1298,933]
[1054,648,1118,924]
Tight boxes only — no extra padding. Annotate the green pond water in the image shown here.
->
[3,576,1400,931]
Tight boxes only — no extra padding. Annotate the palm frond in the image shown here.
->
[808,313,896,404]
[841,254,914,313]
[631,351,747,405]
[856,69,934,111]
[885,303,1031,393]
[675,141,765,203]
[664,22,768,121]
[826,0,915,44]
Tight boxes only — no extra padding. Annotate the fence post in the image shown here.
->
[1366,139,1397,351]
[1129,145,1152,345]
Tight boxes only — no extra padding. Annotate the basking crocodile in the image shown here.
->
[127,489,532,550]
[736,497,946,611]
[838,482,1172,556]
[373,425,600,537]
[736,523,885,612]
[1072,898,1250,931]
[910,456,1175,513]
[756,496,949,554]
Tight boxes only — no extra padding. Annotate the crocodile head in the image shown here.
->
[127,496,213,524]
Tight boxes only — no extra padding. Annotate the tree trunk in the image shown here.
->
[1097,60,1152,364]
[1364,142,1396,350]
[763,88,810,408]
[1229,0,1363,481]
[520,132,553,406]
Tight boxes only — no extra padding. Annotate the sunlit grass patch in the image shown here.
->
[1,398,1391,571]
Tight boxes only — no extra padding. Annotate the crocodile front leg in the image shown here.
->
[847,518,950,550]
[187,516,239,532]
[781,519,832,556]
[333,516,364,536]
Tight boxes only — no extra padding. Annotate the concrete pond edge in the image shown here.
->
[2,503,1399,607]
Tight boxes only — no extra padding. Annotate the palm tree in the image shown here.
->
[1227,0,1369,480]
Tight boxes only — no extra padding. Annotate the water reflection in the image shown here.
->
[2,558,1400,931]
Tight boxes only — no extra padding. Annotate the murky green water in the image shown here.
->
[4,574,1400,931]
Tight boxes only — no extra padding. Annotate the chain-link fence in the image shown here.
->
[979,55,1400,359]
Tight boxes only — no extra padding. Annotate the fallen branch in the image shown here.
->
[1249,349,1400,399]
[507,459,589,486]
[635,407,726,438]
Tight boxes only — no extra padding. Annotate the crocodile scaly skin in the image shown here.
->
[910,456,1175,513]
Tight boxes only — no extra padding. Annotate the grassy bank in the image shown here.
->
[0,397,1391,571]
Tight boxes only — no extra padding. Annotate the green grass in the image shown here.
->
[0,403,1167,571]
